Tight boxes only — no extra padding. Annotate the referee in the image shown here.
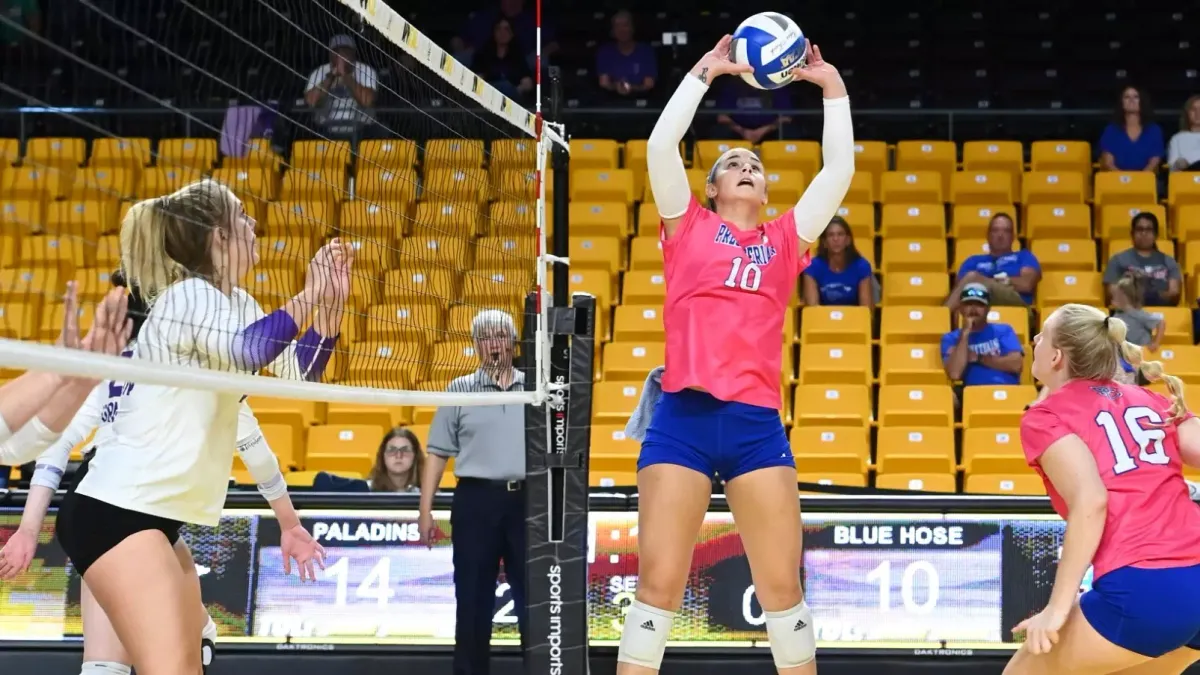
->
[419,309,527,675]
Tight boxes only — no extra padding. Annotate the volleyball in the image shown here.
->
[731,12,807,90]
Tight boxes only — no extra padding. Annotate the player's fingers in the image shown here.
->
[304,560,316,582]
[811,44,824,64]
[1047,628,1060,645]
[282,554,292,576]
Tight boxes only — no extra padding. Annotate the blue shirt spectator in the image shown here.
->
[1099,86,1165,172]
[941,283,1024,387]
[715,80,792,144]
[957,250,1041,304]
[802,216,874,307]
[596,11,657,98]
[950,213,1041,307]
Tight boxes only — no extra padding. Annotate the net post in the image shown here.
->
[549,66,570,310]
[523,290,594,675]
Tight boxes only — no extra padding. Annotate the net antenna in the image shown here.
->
[0,0,568,408]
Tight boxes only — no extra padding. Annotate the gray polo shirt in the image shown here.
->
[426,369,526,481]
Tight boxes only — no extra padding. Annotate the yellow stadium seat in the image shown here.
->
[875,426,956,473]
[292,140,352,169]
[1030,140,1091,176]
[66,167,137,201]
[896,141,956,194]
[759,140,821,178]
[590,470,638,488]
[358,139,417,169]
[279,167,345,201]
[642,169,709,204]
[879,203,945,238]
[842,172,875,204]
[266,201,332,237]
[0,268,58,302]
[19,234,87,270]
[381,268,460,304]
[338,201,405,239]
[602,341,664,381]
[1038,272,1104,308]
[225,139,281,169]
[493,168,540,202]
[799,306,871,345]
[398,236,471,271]
[572,169,635,203]
[425,341,480,383]
[365,301,445,344]
[877,385,954,427]
[156,138,218,171]
[422,168,487,202]
[1093,172,1156,208]
[44,200,110,239]
[987,306,1031,344]
[1169,172,1200,213]
[413,201,483,237]
[490,138,537,172]
[881,171,944,204]
[962,385,1037,427]
[0,199,43,233]
[693,140,742,169]
[306,424,381,474]
[489,200,538,236]
[1147,307,1194,345]
[951,238,994,272]
[950,204,1017,239]
[1178,205,1200,242]
[460,269,530,305]
[1021,171,1085,205]
[1,165,66,200]
[590,424,640,473]
[0,301,38,339]
[71,267,116,302]
[241,269,300,311]
[1030,239,1097,272]
[880,237,947,273]
[210,167,274,201]
[567,269,613,309]
[833,202,876,237]
[570,236,622,274]
[139,165,203,198]
[962,141,1023,192]
[880,306,950,345]
[879,344,949,385]
[876,472,956,492]
[797,471,868,489]
[25,137,85,168]
[593,380,645,424]
[791,428,870,475]
[475,235,536,271]
[960,428,1025,474]
[882,272,950,306]
[1103,233,1175,261]
[964,473,1045,496]
[257,234,316,269]
[798,344,871,385]
[1024,203,1092,240]
[760,203,794,224]
[623,139,658,198]
[613,305,664,342]
[257,423,304,470]
[425,139,485,168]
[570,139,619,169]
[951,171,1013,205]
[1098,204,1166,240]
[348,270,380,308]
[637,203,663,236]
[0,138,16,164]
[344,340,429,387]
[622,270,667,305]
[570,202,630,238]
[764,170,806,204]
[851,140,887,188]
[88,138,150,170]
[356,168,419,204]
[792,384,871,428]
[1146,346,1200,384]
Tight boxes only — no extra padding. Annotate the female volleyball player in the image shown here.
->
[1007,304,1200,675]
[617,38,852,675]
[51,179,349,675]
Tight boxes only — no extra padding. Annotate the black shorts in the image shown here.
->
[56,482,183,576]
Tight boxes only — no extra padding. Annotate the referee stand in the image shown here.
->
[519,65,593,675]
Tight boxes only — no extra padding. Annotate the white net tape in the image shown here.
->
[0,0,569,407]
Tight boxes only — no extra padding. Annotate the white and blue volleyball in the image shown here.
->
[731,12,807,90]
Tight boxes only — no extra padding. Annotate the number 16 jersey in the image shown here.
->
[660,197,812,410]
[1022,379,1200,579]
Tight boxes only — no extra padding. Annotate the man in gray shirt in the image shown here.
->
[1103,211,1182,307]
[418,308,527,675]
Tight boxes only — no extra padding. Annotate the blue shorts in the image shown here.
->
[637,388,793,481]
[1080,563,1200,657]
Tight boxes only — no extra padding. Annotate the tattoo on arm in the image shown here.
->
[697,67,709,83]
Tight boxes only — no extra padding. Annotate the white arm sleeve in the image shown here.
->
[793,96,855,243]
[236,402,288,502]
[647,75,710,219]
[0,416,62,467]
[30,383,106,490]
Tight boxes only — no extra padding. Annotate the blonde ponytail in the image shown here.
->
[1117,336,1190,424]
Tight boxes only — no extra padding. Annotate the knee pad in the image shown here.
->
[764,601,816,668]
[81,662,132,675]
[617,600,675,670]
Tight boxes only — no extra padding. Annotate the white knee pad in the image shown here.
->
[617,600,675,670]
[81,662,132,675]
[764,601,816,668]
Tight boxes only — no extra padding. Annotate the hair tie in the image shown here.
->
[1103,316,1111,331]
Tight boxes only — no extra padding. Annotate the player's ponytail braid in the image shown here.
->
[1107,316,1190,424]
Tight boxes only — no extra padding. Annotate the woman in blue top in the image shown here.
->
[801,215,874,307]
[1099,86,1164,173]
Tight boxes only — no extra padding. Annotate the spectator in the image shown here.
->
[596,10,657,100]
[367,427,424,494]
[941,283,1024,387]
[1099,86,1164,172]
[801,216,874,307]
[304,34,377,140]
[714,78,792,144]
[419,309,527,675]
[1111,275,1165,384]
[456,0,554,66]
[1168,94,1200,172]
[471,18,534,101]
[947,213,1040,308]
[1103,211,1181,307]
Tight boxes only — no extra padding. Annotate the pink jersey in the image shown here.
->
[1021,379,1200,579]
[659,197,811,410]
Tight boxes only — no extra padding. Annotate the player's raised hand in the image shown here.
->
[1012,606,1068,655]
[793,44,845,95]
[280,523,326,582]
[0,527,38,579]
[324,238,353,306]
[56,282,81,349]
[692,35,753,83]
[83,288,132,356]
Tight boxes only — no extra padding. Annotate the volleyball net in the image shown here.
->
[0,0,568,407]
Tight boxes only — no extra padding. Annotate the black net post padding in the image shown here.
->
[523,292,594,675]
